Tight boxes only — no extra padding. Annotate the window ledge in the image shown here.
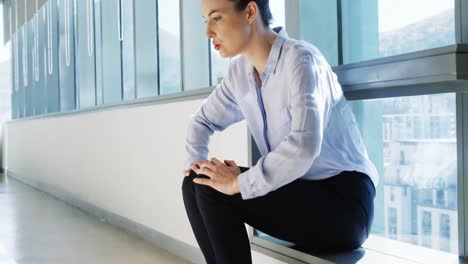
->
[252,234,466,264]
[332,44,468,100]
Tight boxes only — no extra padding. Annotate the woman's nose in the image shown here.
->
[205,25,214,39]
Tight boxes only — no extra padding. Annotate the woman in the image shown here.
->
[182,0,378,263]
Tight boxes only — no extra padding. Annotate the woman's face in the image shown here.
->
[202,0,252,58]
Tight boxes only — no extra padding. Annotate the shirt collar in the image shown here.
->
[249,26,288,76]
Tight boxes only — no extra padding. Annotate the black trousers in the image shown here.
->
[182,166,375,264]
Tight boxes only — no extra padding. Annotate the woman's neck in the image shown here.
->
[241,26,278,77]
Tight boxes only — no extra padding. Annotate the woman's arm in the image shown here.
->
[184,76,245,169]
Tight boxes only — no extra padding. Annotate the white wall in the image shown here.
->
[4,98,292,263]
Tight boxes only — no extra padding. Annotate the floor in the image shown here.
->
[0,173,190,264]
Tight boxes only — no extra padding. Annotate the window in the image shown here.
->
[58,0,76,110]
[388,207,398,239]
[0,0,12,123]
[422,211,432,247]
[75,0,97,108]
[350,93,458,255]
[45,0,60,114]
[299,0,339,65]
[99,0,122,104]
[181,0,210,91]
[341,0,455,64]
[134,1,158,98]
[299,0,455,65]
[158,0,181,95]
[440,214,451,251]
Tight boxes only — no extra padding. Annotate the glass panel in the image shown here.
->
[58,0,76,111]
[17,24,24,118]
[299,0,338,66]
[33,8,46,115]
[134,0,158,98]
[75,0,96,108]
[210,0,285,85]
[25,19,34,117]
[0,1,12,122]
[45,0,60,113]
[341,0,455,64]
[121,0,135,100]
[181,0,210,91]
[270,0,285,29]
[350,93,458,255]
[100,0,122,104]
[158,0,181,95]
[11,34,17,119]
[94,0,103,105]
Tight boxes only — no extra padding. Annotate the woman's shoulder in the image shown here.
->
[281,38,327,66]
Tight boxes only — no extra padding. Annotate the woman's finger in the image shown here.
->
[201,161,217,172]
[210,157,224,166]
[193,177,211,187]
[197,167,213,177]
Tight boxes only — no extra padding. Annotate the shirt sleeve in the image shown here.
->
[184,76,245,169]
[237,54,333,199]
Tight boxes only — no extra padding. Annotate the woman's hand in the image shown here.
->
[191,157,241,195]
[183,160,209,176]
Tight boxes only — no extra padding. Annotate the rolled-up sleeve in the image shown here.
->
[237,54,332,199]
[184,76,245,169]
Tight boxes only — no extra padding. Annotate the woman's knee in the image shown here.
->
[182,171,197,198]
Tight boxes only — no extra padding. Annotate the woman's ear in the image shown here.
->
[245,2,258,24]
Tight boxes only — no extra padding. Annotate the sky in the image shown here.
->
[379,0,453,32]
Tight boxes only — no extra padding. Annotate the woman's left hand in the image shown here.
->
[191,157,241,195]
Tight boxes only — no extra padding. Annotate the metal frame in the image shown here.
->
[4,87,214,124]
[457,91,467,257]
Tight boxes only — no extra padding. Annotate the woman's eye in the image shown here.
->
[213,16,221,22]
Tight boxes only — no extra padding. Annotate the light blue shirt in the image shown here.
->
[184,27,379,200]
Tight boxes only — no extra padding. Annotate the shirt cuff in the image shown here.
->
[237,169,256,200]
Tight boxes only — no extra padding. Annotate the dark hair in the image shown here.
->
[229,0,273,26]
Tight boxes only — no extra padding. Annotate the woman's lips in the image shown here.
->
[214,44,221,50]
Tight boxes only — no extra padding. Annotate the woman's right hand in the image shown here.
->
[183,160,209,176]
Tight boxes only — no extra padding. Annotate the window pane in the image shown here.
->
[100,0,122,104]
[75,0,97,108]
[158,0,181,95]
[94,0,103,105]
[181,0,210,91]
[0,2,12,122]
[350,93,458,255]
[17,24,24,118]
[299,0,338,66]
[58,0,76,111]
[45,0,60,114]
[134,0,158,98]
[122,0,135,100]
[11,34,17,119]
[341,0,455,64]
[34,7,47,115]
[25,19,33,117]
[269,0,285,29]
